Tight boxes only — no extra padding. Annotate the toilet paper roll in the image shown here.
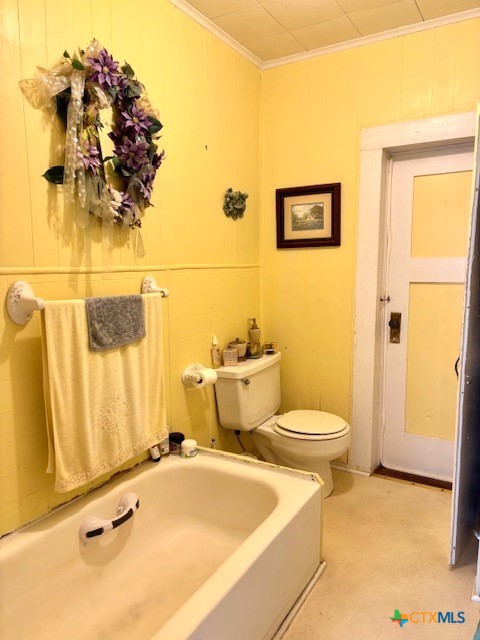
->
[192,367,217,388]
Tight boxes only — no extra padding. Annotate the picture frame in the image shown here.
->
[276,183,341,249]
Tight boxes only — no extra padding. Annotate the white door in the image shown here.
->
[382,144,474,481]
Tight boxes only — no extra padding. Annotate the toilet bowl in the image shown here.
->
[214,352,351,497]
[251,411,351,497]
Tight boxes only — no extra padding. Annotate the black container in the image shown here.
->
[169,432,185,454]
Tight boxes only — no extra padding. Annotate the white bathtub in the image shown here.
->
[0,450,323,640]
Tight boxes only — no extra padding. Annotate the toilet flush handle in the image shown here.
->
[242,378,251,385]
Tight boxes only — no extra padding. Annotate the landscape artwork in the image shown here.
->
[291,202,324,232]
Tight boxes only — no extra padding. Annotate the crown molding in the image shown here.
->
[168,0,263,68]
[263,7,480,69]
[169,2,480,71]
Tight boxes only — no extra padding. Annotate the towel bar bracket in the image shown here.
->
[142,275,169,298]
[7,281,45,325]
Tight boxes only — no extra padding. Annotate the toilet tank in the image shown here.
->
[214,352,281,431]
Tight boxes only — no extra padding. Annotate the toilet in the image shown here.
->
[214,351,351,497]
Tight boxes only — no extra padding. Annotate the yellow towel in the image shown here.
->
[41,293,167,493]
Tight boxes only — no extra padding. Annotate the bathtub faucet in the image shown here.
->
[79,492,140,544]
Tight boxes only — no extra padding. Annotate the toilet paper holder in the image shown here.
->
[181,364,217,388]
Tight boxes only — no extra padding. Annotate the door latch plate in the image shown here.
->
[389,312,401,343]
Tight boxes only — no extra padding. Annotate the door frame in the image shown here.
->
[350,112,476,474]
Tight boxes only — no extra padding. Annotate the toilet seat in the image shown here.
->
[273,410,349,441]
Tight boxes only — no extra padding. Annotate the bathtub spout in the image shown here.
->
[79,492,140,543]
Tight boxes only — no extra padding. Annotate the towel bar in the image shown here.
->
[6,275,169,325]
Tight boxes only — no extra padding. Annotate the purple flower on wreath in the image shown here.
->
[139,170,155,201]
[152,150,166,170]
[120,104,151,135]
[115,136,149,172]
[87,48,120,89]
[78,141,101,174]
[107,128,123,148]
[120,192,135,211]
[115,74,129,95]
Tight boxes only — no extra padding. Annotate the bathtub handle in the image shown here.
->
[79,492,140,543]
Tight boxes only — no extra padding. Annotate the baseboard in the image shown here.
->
[373,465,452,490]
[331,463,371,477]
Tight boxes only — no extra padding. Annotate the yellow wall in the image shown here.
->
[2,1,480,536]
[0,0,261,535]
[261,20,480,454]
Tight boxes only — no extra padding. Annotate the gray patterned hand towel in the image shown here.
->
[85,295,146,351]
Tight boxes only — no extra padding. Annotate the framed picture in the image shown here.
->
[276,183,341,249]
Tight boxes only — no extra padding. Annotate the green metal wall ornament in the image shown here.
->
[223,188,248,220]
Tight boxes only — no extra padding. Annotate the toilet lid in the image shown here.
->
[275,410,347,436]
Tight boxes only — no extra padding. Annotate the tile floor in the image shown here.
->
[284,470,480,639]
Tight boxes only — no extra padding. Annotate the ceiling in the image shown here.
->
[181,0,480,63]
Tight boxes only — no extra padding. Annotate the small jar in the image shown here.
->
[181,439,198,458]
[169,432,185,454]
[222,347,238,366]
[149,445,161,462]
[228,337,247,359]
[160,435,170,457]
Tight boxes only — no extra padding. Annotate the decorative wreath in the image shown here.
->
[20,40,164,229]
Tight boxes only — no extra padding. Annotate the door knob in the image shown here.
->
[389,312,401,343]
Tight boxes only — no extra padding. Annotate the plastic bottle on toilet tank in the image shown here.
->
[211,335,221,368]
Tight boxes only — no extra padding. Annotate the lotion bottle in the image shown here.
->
[149,445,161,462]
[211,335,221,368]
[248,318,261,345]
